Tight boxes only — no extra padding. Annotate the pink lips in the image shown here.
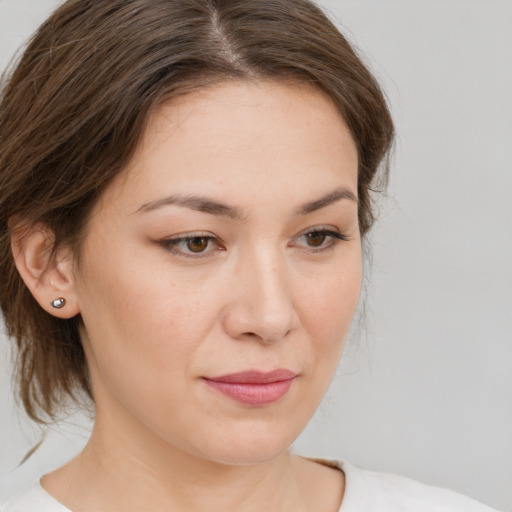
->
[203,369,296,406]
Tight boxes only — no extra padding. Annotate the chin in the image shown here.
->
[186,418,305,467]
[204,440,292,466]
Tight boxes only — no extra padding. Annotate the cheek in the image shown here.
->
[75,242,220,399]
[79,232,217,337]
[298,252,362,353]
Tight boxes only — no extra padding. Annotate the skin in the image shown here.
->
[14,80,360,511]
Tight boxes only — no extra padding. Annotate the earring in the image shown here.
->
[50,298,66,309]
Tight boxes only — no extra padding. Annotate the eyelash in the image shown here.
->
[293,229,349,253]
[158,228,349,259]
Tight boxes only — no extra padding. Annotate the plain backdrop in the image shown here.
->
[0,0,511,510]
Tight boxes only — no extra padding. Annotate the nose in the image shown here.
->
[222,246,299,344]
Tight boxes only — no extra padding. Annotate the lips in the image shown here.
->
[203,369,297,406]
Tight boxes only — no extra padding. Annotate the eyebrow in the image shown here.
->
[137,186,357,219]
[137,194,247,221]
[295,187,357,215]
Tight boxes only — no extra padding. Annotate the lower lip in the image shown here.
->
[203,378,295,406]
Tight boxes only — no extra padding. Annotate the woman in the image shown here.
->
[0,0,500,510]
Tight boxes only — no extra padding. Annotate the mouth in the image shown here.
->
[202,369,297,406]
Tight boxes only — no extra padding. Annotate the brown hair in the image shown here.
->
[0,0,394,423]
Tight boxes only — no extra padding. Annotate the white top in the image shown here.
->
[1,459,500,511]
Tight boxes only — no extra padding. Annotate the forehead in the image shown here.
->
[144,80,354,156]
[99,80,358,213]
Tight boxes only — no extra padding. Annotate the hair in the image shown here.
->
[0,0,394,423]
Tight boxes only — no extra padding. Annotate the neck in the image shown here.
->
[42,407,309,512]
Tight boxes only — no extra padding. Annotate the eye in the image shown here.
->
[158,233,223,258]
[294,228,348,252]
[185,236,210,253]
[304,231,329,247]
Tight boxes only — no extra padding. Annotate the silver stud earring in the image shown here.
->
[50,298,66,309]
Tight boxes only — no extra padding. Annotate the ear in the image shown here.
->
[11,223,81,319]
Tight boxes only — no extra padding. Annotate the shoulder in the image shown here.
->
[1,481,71,512]
[310,458,500,512]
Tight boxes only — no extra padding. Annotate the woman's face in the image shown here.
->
[74,80,361,464]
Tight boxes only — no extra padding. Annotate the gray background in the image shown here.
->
[0,0,511,510]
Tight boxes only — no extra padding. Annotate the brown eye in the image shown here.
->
[305,232,327,247]
[159,233,221,258]
[186,237,210,252]
[294,229,347,252]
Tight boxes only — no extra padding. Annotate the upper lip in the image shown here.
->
[204,369,297,384]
